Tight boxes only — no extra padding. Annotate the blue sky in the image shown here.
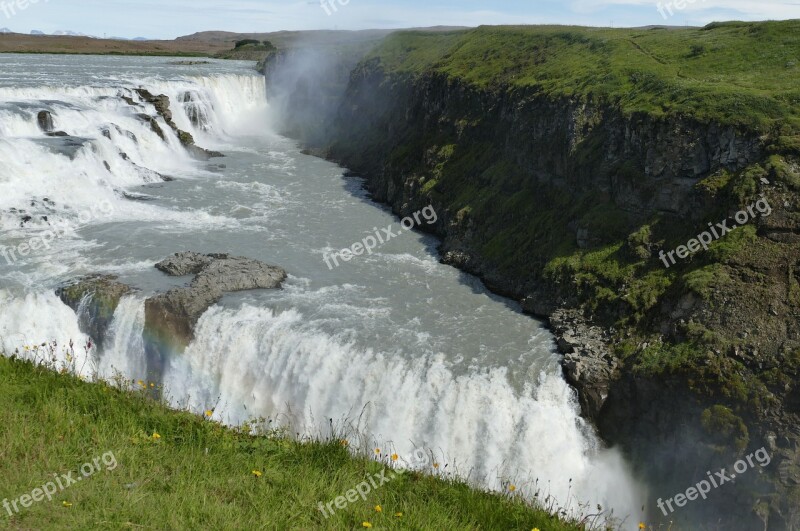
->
[1,0,798,39]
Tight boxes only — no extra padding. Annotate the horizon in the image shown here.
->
[0,0,797,40]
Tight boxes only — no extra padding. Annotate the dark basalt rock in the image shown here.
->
[56,275,134,352]
[132,89,224,160]
[36,110,53,132]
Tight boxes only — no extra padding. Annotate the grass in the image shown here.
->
[0,355,584,530]
[367,21,800,133]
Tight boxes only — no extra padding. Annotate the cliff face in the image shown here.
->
[313,62,800,528]
[261,21,800,527]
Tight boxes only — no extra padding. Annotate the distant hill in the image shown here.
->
[0,26,468,58]
[177,27,467,49]
[0,33,231,56]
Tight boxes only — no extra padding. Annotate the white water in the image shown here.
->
[0,55,646,527]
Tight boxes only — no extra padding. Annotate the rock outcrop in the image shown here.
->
[56,275,134,352]
[145,252,286,354]
[550,309,618,422]
[36,110,53,132]
[56,254,286,379]
[36,110,68,137]
[129,89,223,160]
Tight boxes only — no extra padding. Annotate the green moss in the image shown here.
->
[696,169,732,197]
[633,341,706,376]
[684,264,731,299]
[421,178,439,194]
[626,224,653,260]
[731,165,764,203]
[766,155,800,190]
[707,224,758,262]
[624,270,673,321]
[701,405,750,453]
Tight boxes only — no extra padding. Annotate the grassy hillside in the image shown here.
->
[0,355,584,530]
[367,21,800,132]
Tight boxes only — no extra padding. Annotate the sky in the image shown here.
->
[0,0,798,40]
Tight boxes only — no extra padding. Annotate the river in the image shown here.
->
[0,54,645,527]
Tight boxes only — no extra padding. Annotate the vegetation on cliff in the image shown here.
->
[367,21,800,133]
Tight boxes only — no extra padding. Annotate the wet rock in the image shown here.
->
[551,308,619,421]
[133,89,223,160]
[136,113,166,141]
[135,88,174,126]
[186,144,224,160]
[56,275,134,352]
[145,252,286,354]
[101,124,138,144]
[155,251,218,276]
[36,110,53,132]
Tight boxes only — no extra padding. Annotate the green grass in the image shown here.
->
[367,21,800,133]
[0,356,584,530]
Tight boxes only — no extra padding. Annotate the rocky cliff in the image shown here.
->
[268,23,800,529]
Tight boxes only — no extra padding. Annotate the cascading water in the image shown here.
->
[0,54,646,527]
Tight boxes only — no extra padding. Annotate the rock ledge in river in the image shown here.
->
[144,252,287,354]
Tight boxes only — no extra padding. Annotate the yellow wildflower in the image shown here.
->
[62,501,72,507]
[252,470,262,478]
[639,524,647,530]
[394,512,403,518]
[362,523,372,528]
[152,432,161,440]
[374,505,382,512]
[205,410,213,417]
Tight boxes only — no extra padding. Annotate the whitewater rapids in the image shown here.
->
[0,54,646,526]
